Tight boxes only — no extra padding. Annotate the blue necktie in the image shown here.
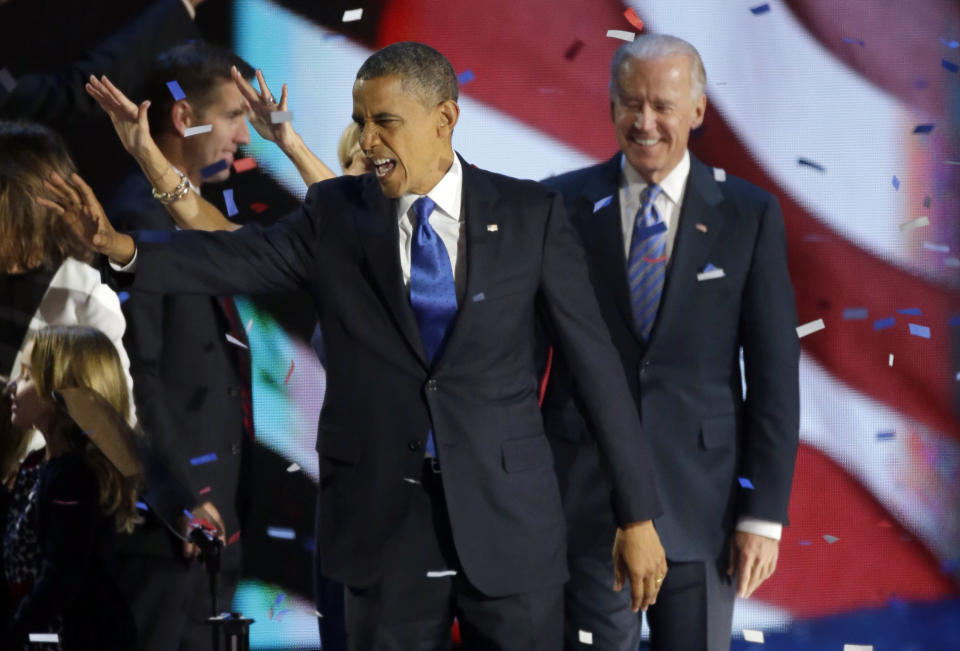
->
[409,196,457,457]
[627,185,666,340]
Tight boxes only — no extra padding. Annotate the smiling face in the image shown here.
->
[611,55,706,185]
[352,75,457,198]
[182,80,250,184]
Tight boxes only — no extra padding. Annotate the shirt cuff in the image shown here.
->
[736,517,782,541]
[109,248,139,273]
[180,0,196,20]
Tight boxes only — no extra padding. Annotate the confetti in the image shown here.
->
[799,540,812,546]
[166,80,186,101]
[593,195,613,212]
[564,39,585,61]
[873,317,895,330]
[426,570,457,578]
[899,216,929,233]
[223,189,239,217]
[606,29,635,42]
[803,234,826,242]
[233,158,257,173]
[456,70,475,85]
[823,534,839,544]
[118,291,130,303]
[227,530,241,545]
[199,485,211,495]
[738,477,755,490]
[342,8,363,22]
[796,318,825,338]
[267,526,296,540]
[28,634,59,643]
[53,499,79,505]
[713,167,727,182]
[842,307,868,320]
[888,354,894,367]
[750,3,770,14]
[908,323,930,338]
[190,453,218,466]
[487,224,498,232]
[0,67,16,93]
[942,38,960,49]
[922,241,949,253]
[896,307,922,315]
[743,629,765,643]
[250,202,269,213]
[284,360,295,384]
[843,646,873,651]
[245,318,253,333]
[923,195,932,208]
[201,159,229,178]
[402,477,421,484]
[891,175,900,190]
[912,124,934,134]
[184,124,213,137]
[274,593,286,607]
[578,629,594,645]
[225,333,248,349]
[841,36,865,46]
[797,158,826,172]
[270,110,293,124]
[943,59,959,73]
[949,258,960,268]
[877,431,895,440]
[623,7,644,31]
[286,463,301,473]
[136,501,149,511]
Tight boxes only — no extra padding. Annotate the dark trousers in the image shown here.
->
[341,460,563,651]
[116,555,240,651]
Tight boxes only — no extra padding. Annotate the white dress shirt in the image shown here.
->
[395,155,466,302]
[618,150,782,541]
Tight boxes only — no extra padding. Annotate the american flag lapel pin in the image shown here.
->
[696,223,707,233]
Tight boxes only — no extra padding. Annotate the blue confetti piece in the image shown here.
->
[456,69,475,85]
[942,558,960,574]
[266,526,296,540]
[908,323,931,338]
[943,59,959,73]
[750,3,770,14]
[797,158,826,172]
[949,315,960,327]
[223,189,238,217]
[913,124,935,134]
[842,307,868,320]
[166,80,186,101]
[184,509,193,518]
[201,158,229,178]
[471,292,485,302]
[593,194,613,212]
[136,501,149,511]
[118,291,130,304]
[896,307,922,315]
[799,540,812,546]
[942,38,960,49]
[924,195,932,208]
[738,477,755,490]
[873,317,895,330]
[876,431,895,441]
[891,175,900,190]
[273,593,286,607]
[841,36,865,46]
[190,452,218,466]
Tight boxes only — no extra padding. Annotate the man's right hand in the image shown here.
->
[612,519,668,612]
[36,171,136,265]
[181,501,227,559]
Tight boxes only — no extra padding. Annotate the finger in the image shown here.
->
[34,197,65,215]
[137,100,151,129]
[70,173,103,214]
[641,574,658,611]
[727,542,736,576]
[232,66,260,104]
[737,553,754,597]
[48,172,82,206]
[100,75,140,114]
[279,83,289,110]
[612,554,624,592]
[255,69,275,102]
[629,572,644,612]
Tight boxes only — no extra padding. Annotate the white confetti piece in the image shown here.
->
[426,569,457,578]
[225,333,248,349]
[578,629,594,645]
[342,8,363,22]
[945,257,960,268]
[606,29,635,42]
[184,124,213,137]
[888,354,894,367]
[270,110,293,124]
[245,318,253,333]
[0,67,16,92]
[713,167,727,182]
[402,477,421,484]
[29,633,60,643]
[899,216,929,233]
[843,646,873,651]
[922,241,950,253]
[697,268,726,281]
[823,534,839,544]
[286,463,301,472]
[743,629,765,643]
[796,318,825,338]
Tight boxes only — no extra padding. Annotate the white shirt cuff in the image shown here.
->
[109,248,139,273]
[180,0,196,20]
[736,517,782,540]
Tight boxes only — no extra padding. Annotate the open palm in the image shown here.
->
[85,74,156,157]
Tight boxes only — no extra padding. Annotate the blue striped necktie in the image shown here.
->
[409,195,457,457]
[627,184,667,340]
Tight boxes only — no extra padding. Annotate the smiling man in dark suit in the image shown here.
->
[542,34,800,651]
[53,41,667,650]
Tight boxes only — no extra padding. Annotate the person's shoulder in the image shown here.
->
[466,164,558,205]
[541,160,609,193]
[303,173,369,209]
[42,450,98,503]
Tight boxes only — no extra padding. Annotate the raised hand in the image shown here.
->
[232,66,296,149]
[36,172,135,264]
[85,74,156,159]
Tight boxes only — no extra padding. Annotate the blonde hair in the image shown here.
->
[30,326,141,532]
[337,122,363,172]
[0,121,93,273]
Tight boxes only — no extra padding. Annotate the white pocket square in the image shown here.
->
[697,267,725,281]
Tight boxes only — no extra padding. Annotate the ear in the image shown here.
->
[170,101,195,137]
[691,93,707,130]
[437,99,460,136]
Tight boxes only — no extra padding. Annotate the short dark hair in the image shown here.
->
[143,41,255,137]
[356,41,458,106]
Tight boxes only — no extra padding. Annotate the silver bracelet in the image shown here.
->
[151,170,190,204]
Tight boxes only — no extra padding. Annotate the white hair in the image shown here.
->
[609,33,707,101]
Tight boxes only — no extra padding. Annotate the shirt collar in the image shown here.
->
[396,154,463,223]
[620,149,690,205]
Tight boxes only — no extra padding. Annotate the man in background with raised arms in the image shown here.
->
[542,34,800,651]
[53,41,667,649]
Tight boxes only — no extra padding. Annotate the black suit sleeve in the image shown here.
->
[538,191,662,525]
[738,196,800,524]
[0,0,197,124]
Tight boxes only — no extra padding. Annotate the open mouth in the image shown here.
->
[371,158,396,179]
[630,135,661,147]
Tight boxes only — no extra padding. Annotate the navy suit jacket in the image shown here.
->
[542,153,800,562]
[119,155,662,596]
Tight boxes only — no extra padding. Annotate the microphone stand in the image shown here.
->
[190,525,254,651]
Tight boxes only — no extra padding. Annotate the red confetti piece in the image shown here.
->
[623,7,645,31]
[284,360,295,384]
[198,486,212,495]
[53,499,79,505]
[233,158,257,173]
[250,202,269,213]
[643,255,668,263]
[227,530,242,545]
[564,39,585,61]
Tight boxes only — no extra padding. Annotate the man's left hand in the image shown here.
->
[727,531,779,598]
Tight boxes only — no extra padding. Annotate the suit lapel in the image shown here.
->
[645,155,724,348]
[577,155,639,343]
[356,176,429,367]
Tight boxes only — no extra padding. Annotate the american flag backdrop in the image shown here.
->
[228,0,960,647]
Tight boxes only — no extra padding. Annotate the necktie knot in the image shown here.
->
[413,195,437,227]
[639,184,662,211]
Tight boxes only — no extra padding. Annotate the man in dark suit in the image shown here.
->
[542,34,800,651]
[58,41,668,650]
[106,42,256,651]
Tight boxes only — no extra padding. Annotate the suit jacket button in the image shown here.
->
[408,440,422,452]
[426,379,438,391]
